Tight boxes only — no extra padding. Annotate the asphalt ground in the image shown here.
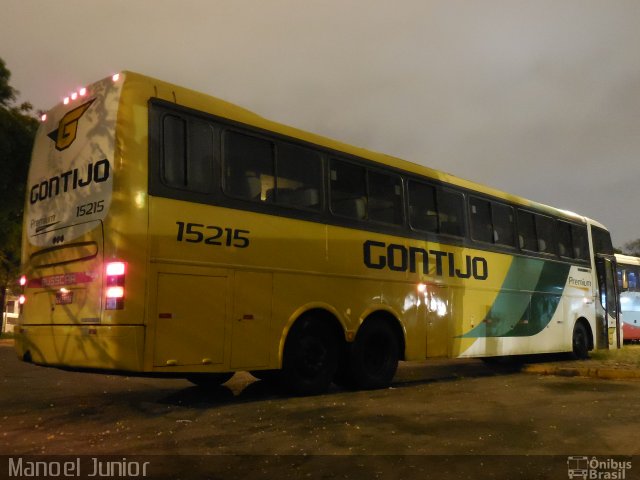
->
[1,339,639,479]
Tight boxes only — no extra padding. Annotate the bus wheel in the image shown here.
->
[332,342,353,388]
[281,316,338,396]
[349,318,399,390]
[186,372,234,388]
[572,322,589,360]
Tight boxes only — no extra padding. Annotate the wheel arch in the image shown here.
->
[278,303,347,368]
[575,317,594,350]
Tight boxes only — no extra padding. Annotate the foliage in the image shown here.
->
[0,59,17,107]
[621,239,640,257]
[0,58,38,323]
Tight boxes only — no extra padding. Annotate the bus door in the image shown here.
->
[425,284,451,357]
[595,255,621,349]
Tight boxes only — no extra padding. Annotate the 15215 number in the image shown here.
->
[76,200,104,217]
[176,222,250,248]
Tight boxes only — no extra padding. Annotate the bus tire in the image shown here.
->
[281,316,338,396]
[333,342,354,388]
[572,322,589,360]
[186,372,234,388]
[348,318,399,390]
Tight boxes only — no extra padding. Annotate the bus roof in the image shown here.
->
[615,254,640,266]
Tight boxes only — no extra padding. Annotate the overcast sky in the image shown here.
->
[2,0,639,247]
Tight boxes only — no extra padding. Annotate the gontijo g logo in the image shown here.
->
[47,98,95,151]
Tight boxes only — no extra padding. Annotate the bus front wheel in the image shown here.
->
[348,318,399,390]
[572,322,590,360]
[281,316,338,396]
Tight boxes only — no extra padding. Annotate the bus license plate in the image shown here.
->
[55,291,74,305]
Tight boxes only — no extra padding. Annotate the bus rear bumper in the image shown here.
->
[14,325,145,372]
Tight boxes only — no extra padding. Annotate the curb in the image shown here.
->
[523,364,640,380]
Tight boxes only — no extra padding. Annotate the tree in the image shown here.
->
[621,239,640,257]
[0,58,38,330]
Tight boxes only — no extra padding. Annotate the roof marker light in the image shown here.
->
[71,92,78,100]
[79,87,87,96]
[40,114,47,122]
[63,97,70,105]
[112,73,120,82]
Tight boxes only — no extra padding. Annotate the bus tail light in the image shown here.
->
[105,261,126,310]
[18,276,27,312]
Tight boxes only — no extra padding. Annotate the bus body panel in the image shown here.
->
[14,324,144,370]
[21,221,104,326]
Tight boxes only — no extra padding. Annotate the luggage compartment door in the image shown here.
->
[153,272,227,367]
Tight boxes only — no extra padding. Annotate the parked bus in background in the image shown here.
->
[2,295,20,334]
[15,72,620,395]
[615,254,640,343]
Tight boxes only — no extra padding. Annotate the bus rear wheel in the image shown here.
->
[281,316,338,396]
[348,318,399,390]
[187,372,234,388]
[572,322,589,360]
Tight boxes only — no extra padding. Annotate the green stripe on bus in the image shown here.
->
[461,258,570,338]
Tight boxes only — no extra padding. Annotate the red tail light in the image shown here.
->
[105,261,126,310]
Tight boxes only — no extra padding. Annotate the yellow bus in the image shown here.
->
[15,72,620,394]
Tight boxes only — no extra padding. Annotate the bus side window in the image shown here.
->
[330,160,366,220]
[557,221,573,258]
[408,181,438,232]
[438,189,465,237]
[367,170,403,225]
[275,143,322,210]
[517,210,538,252]
[223,131,274,202]
[162,115,187,188]
[535,214,556,254]
[470,198,514,246]
[408,182,465,237]
[591,226,614,255]
[470,197,493,243]
[491,202,515,247]
[161,116,214,193]
[571,225,589,260]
